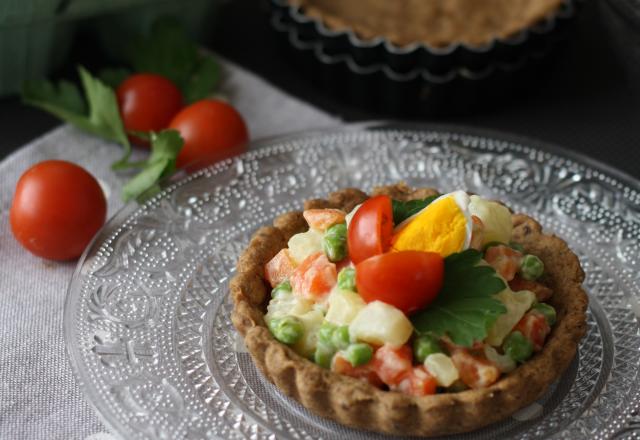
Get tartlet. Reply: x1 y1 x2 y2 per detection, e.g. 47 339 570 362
290 0 565 48
270 0 580 116
231 183 588 436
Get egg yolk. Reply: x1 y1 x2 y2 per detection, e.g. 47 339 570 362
392 196 468 257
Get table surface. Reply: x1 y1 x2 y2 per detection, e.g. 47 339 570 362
1 0 638 179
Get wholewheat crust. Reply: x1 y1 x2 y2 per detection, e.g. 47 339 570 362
230 184 588 436
290 0 564 47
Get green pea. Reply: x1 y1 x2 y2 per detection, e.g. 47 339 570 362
331 325 350 350
314 342 335 369
323 223 347 262
413 334 442 363
271 280 292 298
533 303 557 326
268 316 304 345
503 331 533 362
509 241 525 253
317 322 337 347
337 267 357 292
343 343 373 367
520 254 544 280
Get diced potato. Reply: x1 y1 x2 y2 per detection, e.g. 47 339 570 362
345 204 362 228
325 287 366 326
265 294 314 323
287 229 324 265
292 309 325 358
484 345 516 373
424 353 460 387
349 301 413 346
468 195 513 246
486 289 536 346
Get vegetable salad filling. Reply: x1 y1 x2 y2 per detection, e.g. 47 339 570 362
263 191 555 396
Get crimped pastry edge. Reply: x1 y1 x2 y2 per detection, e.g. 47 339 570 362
230 184 588 436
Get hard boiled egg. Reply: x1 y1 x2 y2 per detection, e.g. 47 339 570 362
391 191 472 257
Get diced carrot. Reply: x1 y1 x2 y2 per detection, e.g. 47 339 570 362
264 249 296 288
393 366 438 397
303 209 346 231
290 252 337 301
484 245 523 281
509 276 553 302
469 215 485 251
440 336 484 353
450 348 501 389
514 311 550 351
332 352 384 388
372 344 413 386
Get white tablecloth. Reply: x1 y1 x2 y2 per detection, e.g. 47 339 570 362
0 59 339 440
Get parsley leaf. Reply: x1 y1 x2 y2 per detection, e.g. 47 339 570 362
21 79 86 115
411 249 507 347
22 66 132 167
122 129 183 202
98 67 131 89
392 195 439 224
126 17 219 103
183 56 220 103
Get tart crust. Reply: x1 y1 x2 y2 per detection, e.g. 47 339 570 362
290 0 565 47
230 183 588 436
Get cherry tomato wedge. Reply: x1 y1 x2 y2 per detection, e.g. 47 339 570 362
355 251 444 314
10 160 107 261
116 73 183 147
347 195 393 264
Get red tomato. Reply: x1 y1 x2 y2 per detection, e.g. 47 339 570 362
355 251 444 314
116 73 183 147
347 195 393 264
10 160 107 261
372 344 413 386
169 100 249 170
289 252 337 300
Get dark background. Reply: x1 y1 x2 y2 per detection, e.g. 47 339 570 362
1 0 638 178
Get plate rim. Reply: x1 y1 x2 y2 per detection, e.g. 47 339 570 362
63 121 640 440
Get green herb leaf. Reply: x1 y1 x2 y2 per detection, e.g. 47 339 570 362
392 195 439 224
411 249 507 347
22 66 132 167
183 55 220 103
98 67 131 89
127 17 199 88
122 129 184 202
21 79 86 114
126 17 219 103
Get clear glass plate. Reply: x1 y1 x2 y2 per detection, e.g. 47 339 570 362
64 123 640 440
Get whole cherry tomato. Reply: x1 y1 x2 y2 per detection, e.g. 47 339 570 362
116 73 183 147
347 195 393 264
169 99 249 169
355 251 444 314
10 160 107 261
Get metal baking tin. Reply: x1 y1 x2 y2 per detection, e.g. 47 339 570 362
269 0 583 116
